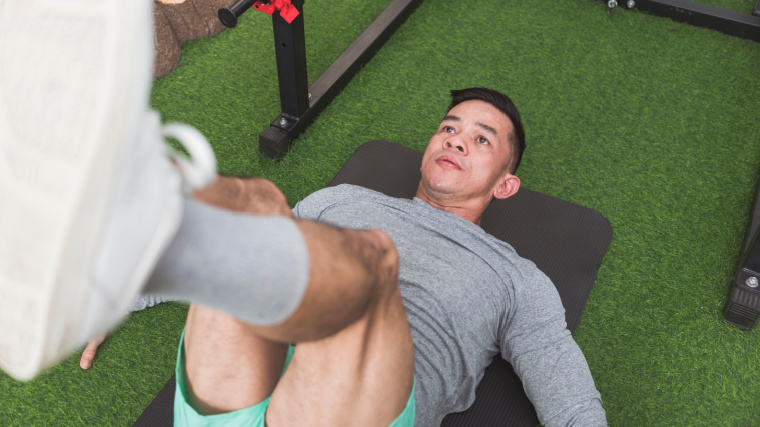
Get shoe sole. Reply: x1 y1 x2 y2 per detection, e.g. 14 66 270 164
0 0 154 380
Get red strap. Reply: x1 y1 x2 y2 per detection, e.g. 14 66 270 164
252 0 300 24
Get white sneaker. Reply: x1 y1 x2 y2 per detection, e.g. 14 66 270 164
0 0 216 380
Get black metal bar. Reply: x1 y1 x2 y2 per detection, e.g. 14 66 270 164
629 0 760 42
259 0 425 158
754 0 760 16
743 177 760 255
218 0 256 28
305 0 424 125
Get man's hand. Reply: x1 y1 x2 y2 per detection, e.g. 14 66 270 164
79 335 106 370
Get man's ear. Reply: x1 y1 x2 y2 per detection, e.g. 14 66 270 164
493 173 520 200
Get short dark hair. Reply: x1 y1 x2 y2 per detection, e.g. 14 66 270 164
448 88 525 174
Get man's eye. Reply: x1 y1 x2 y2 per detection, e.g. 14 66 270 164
443 126 455 134
477 136 489 145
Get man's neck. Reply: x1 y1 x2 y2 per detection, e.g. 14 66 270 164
415 185 489 226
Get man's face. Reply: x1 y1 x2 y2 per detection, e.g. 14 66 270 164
419 100 515 206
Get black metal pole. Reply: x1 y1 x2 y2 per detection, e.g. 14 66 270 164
257 0 309 158
218 0 256 28
272 0 309 122
615 0 760 42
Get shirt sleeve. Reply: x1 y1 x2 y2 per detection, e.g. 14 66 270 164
292 189 329 220
500 266 608 427
292 185 370 221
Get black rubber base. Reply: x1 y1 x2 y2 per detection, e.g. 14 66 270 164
259 125 290 159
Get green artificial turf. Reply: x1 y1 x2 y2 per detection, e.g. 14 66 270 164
3 0 760 425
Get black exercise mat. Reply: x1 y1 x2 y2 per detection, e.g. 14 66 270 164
134 140 612 427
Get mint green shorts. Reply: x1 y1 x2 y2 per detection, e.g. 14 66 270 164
173 332 416 426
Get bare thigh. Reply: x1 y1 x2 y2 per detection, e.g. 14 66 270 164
267 273 415 426
183 306 289 415
182 176 292 415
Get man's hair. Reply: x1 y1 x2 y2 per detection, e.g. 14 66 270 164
448 88 526 174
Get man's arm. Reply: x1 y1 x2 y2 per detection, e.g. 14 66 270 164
501 267 607 427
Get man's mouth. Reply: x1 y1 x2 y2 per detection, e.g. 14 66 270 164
436 155 462 170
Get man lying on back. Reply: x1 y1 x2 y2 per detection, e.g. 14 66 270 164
92 87 607 426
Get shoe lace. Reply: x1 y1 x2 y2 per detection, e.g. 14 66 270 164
162 123 217 189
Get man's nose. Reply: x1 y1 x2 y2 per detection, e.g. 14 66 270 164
444 138 467 154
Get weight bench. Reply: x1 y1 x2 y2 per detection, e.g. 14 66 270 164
134 140 613 427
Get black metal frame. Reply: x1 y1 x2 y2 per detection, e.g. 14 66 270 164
257 0 425 158
612 0 760 329
612 0 760 42
227 0 760 328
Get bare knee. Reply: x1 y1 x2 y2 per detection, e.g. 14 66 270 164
193 176 291 216
358 229 400 298
328 227 400 307
237 178 292 216
248 224 400 343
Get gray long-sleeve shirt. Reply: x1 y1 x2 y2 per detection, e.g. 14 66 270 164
293 184 606 427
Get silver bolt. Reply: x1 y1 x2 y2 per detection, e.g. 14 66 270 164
608 0 617 8
746 277 758 288
627 0 635 8
308 93 312 101
279 117 288 126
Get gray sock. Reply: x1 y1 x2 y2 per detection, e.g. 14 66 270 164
142 198 310 326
